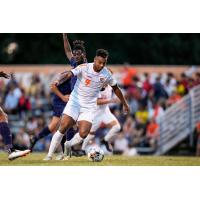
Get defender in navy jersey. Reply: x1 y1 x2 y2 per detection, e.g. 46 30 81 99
30 34 87 159
0 71 30 160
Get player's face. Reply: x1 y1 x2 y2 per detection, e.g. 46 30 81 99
93 56 107 72
73 49 85 65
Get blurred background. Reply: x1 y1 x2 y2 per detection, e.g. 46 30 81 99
0 33 200 156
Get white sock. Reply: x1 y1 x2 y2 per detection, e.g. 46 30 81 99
47 131 64 157
67 133 84 147
81 134 95 151
104 123 121 142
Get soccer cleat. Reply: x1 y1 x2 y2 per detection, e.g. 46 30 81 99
43 156 52 161
63 142 72 159
8 149 31 161
101 139 113 152
72 150 86 157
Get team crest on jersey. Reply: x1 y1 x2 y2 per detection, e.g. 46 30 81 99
100 77 105 82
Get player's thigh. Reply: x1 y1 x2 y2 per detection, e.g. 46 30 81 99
78 112 94 137
102 111 119 128
48 116 61 133
63 101 80 122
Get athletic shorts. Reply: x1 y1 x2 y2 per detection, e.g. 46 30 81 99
63 100 95 123
52 104 65 117
90 108 118 132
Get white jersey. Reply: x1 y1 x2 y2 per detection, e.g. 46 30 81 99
70 63 117 111
96 85 112 113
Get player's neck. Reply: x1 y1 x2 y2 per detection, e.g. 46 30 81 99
93 64 101 73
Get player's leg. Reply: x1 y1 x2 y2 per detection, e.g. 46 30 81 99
64 112 93 159
81 117 100 152
0 107 30 160
60 127 75 153
101 111 121 152
30 116 60 151
44 102 79 160
56 127 75 160
45 114 75 160
30 104 64 151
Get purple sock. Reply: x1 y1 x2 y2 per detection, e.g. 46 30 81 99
0 122 13 153
37 126 51 140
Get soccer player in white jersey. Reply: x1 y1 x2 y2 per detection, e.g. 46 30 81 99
44 49 130 160
80 85 121 154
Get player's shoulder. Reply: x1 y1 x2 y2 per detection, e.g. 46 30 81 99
101 67 113 77
76 63 88 70
79 63 88 67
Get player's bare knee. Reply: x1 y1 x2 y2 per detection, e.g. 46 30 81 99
48 120 59 133
59 124 68 134
79 127 91 138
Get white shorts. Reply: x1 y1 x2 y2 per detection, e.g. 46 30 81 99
90 108 118 132
63 100 95 123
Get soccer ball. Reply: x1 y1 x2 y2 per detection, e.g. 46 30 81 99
87 146 104 162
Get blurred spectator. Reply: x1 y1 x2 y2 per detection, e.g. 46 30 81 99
164 78 176 97
26 116 38 135
166 90 182 107
121 65 137 88
148 100 165 123
135 104 149 126
179 73 189 94
146 118 159 149
142 73 153 93
13 128 30 149
4 86 19 114
152 76 168 102
176 81 186 96
18 88 31 118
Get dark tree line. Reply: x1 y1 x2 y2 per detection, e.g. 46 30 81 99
0 33 200 65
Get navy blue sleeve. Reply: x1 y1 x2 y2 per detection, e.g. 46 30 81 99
70 57 77 68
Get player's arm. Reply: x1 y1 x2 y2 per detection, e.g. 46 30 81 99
97 98 119 105
50 83 70 103
56 71 74 85
56 64 83 85
111 85 130 114
63 33 73 61
107 73 130 114
0 71 10 79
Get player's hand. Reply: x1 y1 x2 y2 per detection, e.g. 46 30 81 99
123 103 130 115
50 82 58 92
0 71 10 79
53 80 59 86
62 95 70 103
63 33 67 38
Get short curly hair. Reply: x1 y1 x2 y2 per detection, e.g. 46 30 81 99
96 49 109 58
73 40 86 54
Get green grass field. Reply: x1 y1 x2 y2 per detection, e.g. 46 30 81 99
1 152 200 166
